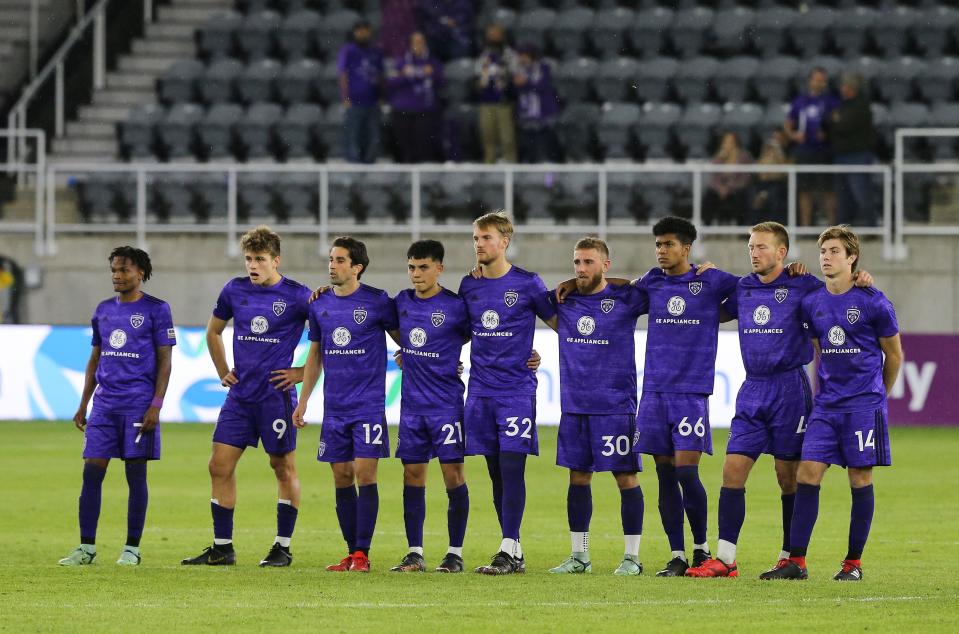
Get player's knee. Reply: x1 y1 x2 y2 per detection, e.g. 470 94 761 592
270 458 296 483
775 467 798 493
85 458 109 470
208 458 233 481
848 468 872 488
613 472 637 489
569 470 592 486
796 462 825 485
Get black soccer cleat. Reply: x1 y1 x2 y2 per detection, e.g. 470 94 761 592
832 560 863 581
436 553 465 573
181 545 236 566
390 551 426 572
655 556 689 577
259 543 292 567
475 551 525 575
692 549 712 568
759 560 808 580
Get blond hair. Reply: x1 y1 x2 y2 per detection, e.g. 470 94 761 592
751 221 790 253
473 211 514 242
240 225 281 258
818 224 860 272
574 236 610 260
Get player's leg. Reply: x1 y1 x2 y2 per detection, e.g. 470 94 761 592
392 462 428 572
836 466 873 581
614 471 644 576
328 460 358 571
687 453 754 578
671 395 714 567
260 451 299 567
464 395 502 529
181 442 243 565
675 450 712 567
550 413 593 574
761 457 829 580
59 456 109 566
774 459 799 564
437 461 468 573
351 457 379 572
119 458 148 566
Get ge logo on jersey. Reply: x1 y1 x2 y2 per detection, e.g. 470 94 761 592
667 296 686 316
481 309 500 330
332 327 351 347
109 329 127 349
409 327 427 348
828 325 846 346
753 305 771 326
577 315 596 336
130 313 144 328
251 316 269 334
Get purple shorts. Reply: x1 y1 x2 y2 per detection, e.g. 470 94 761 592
318 412 391 463
727 369 812 462
635 391 712 456
213 390 297 456
801 405 892 468
84 406 160 461
557 413 642 473
396 410 465 464
463 393 538 456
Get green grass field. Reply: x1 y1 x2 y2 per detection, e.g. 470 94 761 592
2 422 958 632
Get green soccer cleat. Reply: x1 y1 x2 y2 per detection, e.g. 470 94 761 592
58 545 96 566
613 555 643 576
548 555 592 574
116 547 141 566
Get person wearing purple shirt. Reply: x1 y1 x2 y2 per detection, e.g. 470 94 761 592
386 32 444 163
415 0 474 61
182 227 311 568
338 20 384 163
514 44 561 163
767 226 902 582
295 236 401 574
459 211 557 575
544 237 650 577
388 240 472 574
475 24 518 163
786 67 841 226
59 247 174 567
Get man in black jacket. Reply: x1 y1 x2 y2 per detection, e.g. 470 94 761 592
828 73 877 226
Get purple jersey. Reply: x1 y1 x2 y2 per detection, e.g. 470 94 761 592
308 284 399 416
725 271 824 377
213 276 311 403
516 61 560 127
789 92 841 152
458 266 555 397
395 287 469 415
337 42 383 106
91 293 176 412
801 286 899 412
637 266 739 395
386 52 444 113
548 284 649 414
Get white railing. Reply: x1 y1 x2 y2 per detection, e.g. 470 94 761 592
0 129 46 256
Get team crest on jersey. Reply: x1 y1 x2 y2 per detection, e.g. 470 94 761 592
504 291 518 307
688 281 702 295
601 298 615 314
273 300 287 317
130 313 144 329
317 441 326 458
846 308 861 324
775 288 788 303
633 429 640 445
353 308 367 324
431 312 445 327
828 325 846 346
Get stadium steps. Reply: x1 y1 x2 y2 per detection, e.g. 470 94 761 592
0 0 75 95
50 0 232 165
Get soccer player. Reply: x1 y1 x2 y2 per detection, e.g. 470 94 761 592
545 237 650 576
294 236 400 573
182 226 311 567
763 225 901 581
59 247 175 566
459 211 557 575
389 239 471 573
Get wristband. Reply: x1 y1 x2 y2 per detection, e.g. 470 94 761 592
150 397 164 409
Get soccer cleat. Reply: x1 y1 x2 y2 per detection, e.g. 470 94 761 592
259 543 292 567
692 548 712 567
613 555 643 576
758 558 790 580
475 551 525 575
390 552 426 572
58 546 96 566
116 547 141 566
326 554 353 572
759 559 808 580
181 545 236 566
548 555 592 574
435 553 465 573
349 551 370 572
832 559 863 581
685 558 738 578
655 556 689 577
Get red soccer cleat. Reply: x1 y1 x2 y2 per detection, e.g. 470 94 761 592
326 554 353 572
685 558 739 578
349 550 370 572
833 559 863 581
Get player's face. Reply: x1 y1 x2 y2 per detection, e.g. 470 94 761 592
473 225 509 265
408 257 443 293
245 250 280 286
808 70 827 95
819 238 856 278
329 246 360 285
654 234 690 272
110 257 142 293
573 248 609 294
748 231 786 276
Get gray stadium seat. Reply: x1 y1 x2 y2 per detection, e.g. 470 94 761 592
318 103 347 159
676 102 721 159
328 172 363 221
554 57 597 103
237 58 281 104
237 10 281 61
632 56 678 103
469 172 505 217
753 56 799 104
196 10 242 60
830 7 878 57
158 103 204 160
276 172 318 222
79 174 120 222
442 58 474 104
845 56 883 95
805 55 843 85
713 55 758 104
594 56 640 104
239 103 283 159
238 0 273 13
758 101 789 140
550 7 594 58
606 172 641 222
671 7 714 58
200 58 244 104
362 172 405 222
194 173 229 222
790 7 834 57
874 57 925 104
591 7 635 60
486 8 517 35
917 57 959 104
557 103 599 162
516 8 557 52
316 60 342 106
871 6 917 59
751 7 796 58
423 171 476 223
315 10 360 60
889 102 930 156
119 103 165 159
630 7 673 58
513 172 556 223
637 102 681 159
277 57 320 105
277 9 321 61
198 103 243 160
636 173 690 221
673 56 719 104
711 6 754 55
597 102 640 160
239 172 277 220
157 59 204 105
913 6 959 58
153 173 197 222
276 103 321 159
928 104 959 159
720 102 763 149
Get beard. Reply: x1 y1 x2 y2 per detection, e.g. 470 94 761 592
575 272 604 294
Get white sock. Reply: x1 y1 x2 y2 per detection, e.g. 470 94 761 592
717 539 736 565
694 542 710 553
276 536 291 548
447 546 463 557
500 538 522 558
80 543 96 552
213 538 232 546
409 546 424 556
278 498 292 506
671 550 687 562
570 531 589 556
778 549 790 561
624 535 641 558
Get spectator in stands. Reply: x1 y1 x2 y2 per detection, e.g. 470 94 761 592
785 67 840 226
380 0 419 58
0 254 22 324
828 72 877 226
475 24 518 164
386 31 444 163
513 44 561 163
415 0 474 61
750 129 790 225
703 131 753 225
338 19 384 164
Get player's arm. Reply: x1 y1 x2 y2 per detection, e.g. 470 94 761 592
879 334 903 394
554 276 631 302
541 315 558 332
387 329 402 346
206 315 238 387
719 305 736 323
142 345 172 432
73 346 101 431
853 269 874 287
293 341 323 428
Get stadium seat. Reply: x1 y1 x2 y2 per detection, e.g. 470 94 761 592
277 57 320 105
516 8 557 52
676 102 721 159
471 172 505 215
153 173 197 222
328 172 361 220
316 60 342 106
318 103 347 159
888 101 930 157
276 171 318 222
597 102 639 160
916 57 959 104
193 173 229 222
550 7 594 58
753 55 799 103
674 56 719 104
277 9 321 61
913 6 959 58
513 172 557 223
423 171 477 223
751 7 797 58
486 8 517 35
554 57 597 104
361 172 405 222
276 103 322 160
710 6 754 55
196 10 242 60
845 56 882 96
719 102 763 150
606 172 643 223
594 56 640 104
442 58 475 104
239 172 277 220
928 103 959 159
78 174 121 222
830 7 878 57
118 103 165 160
557 102 599 162
550 172 598 223
790 7 834 57
157 103 204 160
871 6 917 59
632 56 678 103
757 101 789 140
314 10 361 60
636 102 681 160
671 7 714 58
874 57 925 104
237 58 281 104
239 103 283 159
713 55 758 104
635 173 690 220
198 103 243 160
805 55 843 86
236 0 273 13
630 7 674 58
590 6 635 59
199 58 243 104
237 10 281 62
157 59 204 105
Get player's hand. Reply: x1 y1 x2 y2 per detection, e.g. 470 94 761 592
527 349 541 371
72 409 87 431
469 259 484 279
310 285 331 302
853 269 874 288
787 261 809 276
220 368 239 388
141 407 160 433
457 360 464 376
555 279 577 303
293 405 307 428
393 350 404 370
696 261 716 274
270 367 303 390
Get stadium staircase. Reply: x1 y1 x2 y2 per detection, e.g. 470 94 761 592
0 0 75 110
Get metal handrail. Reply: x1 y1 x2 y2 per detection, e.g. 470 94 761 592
894 128 959 257
0 129 46 256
